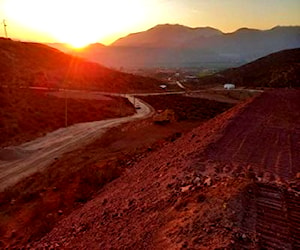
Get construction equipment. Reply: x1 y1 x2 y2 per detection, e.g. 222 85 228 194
153 109 175 125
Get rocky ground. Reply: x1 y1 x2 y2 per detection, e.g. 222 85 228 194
1 91 236 247
29 89 299 249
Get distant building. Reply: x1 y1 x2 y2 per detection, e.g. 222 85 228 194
185 75 199 83
224 83 235 90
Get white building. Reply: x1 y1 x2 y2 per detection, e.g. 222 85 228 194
224 83 235 90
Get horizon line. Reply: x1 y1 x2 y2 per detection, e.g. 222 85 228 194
2 23 300 47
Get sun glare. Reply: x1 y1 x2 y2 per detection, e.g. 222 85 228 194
2 0 148 46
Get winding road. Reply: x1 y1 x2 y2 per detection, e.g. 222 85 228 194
0 87 263 191
0 94 153 191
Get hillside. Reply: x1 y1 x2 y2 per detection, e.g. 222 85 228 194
30 89 300 249
0 38 164 93
69 24 300 68
189 48 300 88
0 87 135 147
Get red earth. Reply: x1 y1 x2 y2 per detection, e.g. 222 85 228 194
0 92 235 247
27 89 299 249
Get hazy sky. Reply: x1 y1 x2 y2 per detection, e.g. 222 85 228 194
0 0 299 47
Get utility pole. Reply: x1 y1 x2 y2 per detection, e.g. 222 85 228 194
3 19 8 38
65 91 68 127
65 85 68 127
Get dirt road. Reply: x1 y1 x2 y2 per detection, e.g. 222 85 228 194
0 95 153 191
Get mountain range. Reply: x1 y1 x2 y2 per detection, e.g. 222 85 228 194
49 24 300 69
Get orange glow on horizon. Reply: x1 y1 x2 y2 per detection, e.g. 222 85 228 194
1 0 149 47
0 0 299 46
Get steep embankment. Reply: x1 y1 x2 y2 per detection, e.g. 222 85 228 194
0 94 234 247
0 37 164 92
204 89 300 180
32 89 300 249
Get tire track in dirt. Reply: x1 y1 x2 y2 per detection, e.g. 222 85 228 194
204 89 300 248
255 183 300 249
205 89 300 181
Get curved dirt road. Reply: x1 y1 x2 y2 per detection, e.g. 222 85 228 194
0 95 153 191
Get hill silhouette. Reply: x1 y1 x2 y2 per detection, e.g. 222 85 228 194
0 38 163 93
191 48 300 88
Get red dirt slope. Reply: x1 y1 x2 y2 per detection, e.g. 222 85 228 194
204 89 300 181
32 89 299 249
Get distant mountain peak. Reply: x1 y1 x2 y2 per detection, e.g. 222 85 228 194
234 27 261 33
152 23 186 29
112 23 222 47
147 23 193 33
149 23 221 33
86 43 106 48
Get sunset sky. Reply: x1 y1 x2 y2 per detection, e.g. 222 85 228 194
0 0 299 48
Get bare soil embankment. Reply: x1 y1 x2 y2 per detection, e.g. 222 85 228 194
30 89 299 249
0 94 234 247
204 89 300 181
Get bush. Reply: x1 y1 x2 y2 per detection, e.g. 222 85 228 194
75 164 122 203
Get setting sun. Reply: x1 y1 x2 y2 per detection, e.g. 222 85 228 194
1 0 299 46
1 0 149 47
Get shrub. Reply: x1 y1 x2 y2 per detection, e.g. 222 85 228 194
75 164 122 203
